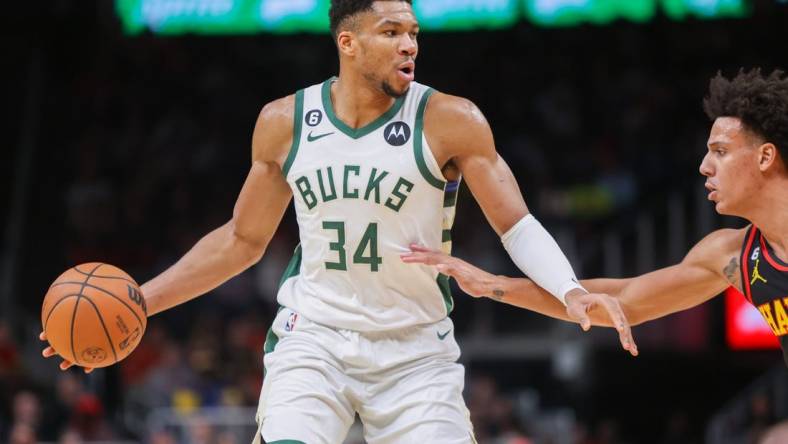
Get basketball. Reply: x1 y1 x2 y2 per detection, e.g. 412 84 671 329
41 263 147 368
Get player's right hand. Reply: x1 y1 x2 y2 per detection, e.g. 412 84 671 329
39 332 94 374
564 291 639 357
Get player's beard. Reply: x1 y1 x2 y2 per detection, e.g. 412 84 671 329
382 80 408 98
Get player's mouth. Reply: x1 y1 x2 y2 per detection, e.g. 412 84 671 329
397 61 415 82
705 182 718 200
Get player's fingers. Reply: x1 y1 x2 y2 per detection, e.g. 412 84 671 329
59 360 74 371
566 303 591 331
601 299 638 356
84 367 94 374
400 252 425 263
409 243 434 253
42 346 57 358
39 331 47 341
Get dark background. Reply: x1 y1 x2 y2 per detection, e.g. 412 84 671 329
1 1 787 443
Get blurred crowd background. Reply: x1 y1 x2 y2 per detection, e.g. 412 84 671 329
2 1 788 443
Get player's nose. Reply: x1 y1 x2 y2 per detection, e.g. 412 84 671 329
399 34 417 56
699 153 714 177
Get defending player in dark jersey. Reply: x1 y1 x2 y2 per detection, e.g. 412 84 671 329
402 68 788 366
740 225 788 363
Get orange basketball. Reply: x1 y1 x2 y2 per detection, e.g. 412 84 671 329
41 263 147 368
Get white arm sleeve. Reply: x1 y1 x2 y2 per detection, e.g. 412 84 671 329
501 214 585 305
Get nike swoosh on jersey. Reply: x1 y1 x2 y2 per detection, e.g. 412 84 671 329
437 329 451 340
307 131 335 142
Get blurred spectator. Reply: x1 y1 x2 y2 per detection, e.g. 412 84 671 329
760 420 788 444
8 422 36 444
70 393 115 440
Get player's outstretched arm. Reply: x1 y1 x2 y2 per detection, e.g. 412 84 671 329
403 228 743 329
141 97 295 316
422 93 637 355
41 96 297 371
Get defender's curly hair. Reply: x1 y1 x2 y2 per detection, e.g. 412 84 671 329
329 0 412 38
703 68 788 166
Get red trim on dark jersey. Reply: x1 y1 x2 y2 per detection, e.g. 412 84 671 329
759 234 788 272
741 226 758 304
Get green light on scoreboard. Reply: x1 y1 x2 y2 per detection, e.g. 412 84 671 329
114 0 751 35
661 0 749 20
523 0 656 27
414 0 520 31
522 0 748 27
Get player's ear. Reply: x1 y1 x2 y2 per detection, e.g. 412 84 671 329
757 142 778 172
337 30 357 57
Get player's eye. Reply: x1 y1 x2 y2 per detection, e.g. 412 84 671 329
383 30 396 37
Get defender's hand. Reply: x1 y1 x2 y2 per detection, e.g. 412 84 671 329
39 332 94 373
564 291 639 356
401 244 499 298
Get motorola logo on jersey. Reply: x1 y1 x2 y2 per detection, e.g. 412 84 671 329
305 110 323 127
384 121 411 146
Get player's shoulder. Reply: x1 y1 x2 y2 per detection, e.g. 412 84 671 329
686 227 748 264
252 94 297 164
423 91 486 127
422 91 493 157
701 227 748 250
257 94 297 128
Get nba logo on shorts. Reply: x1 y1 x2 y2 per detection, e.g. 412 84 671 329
285 312 298 332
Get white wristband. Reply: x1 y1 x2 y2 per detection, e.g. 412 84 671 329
501 214 586 305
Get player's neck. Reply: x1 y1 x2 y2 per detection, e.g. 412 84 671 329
331 72 397 129
749 177 788 261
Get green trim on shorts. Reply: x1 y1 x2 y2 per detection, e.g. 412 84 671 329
282 89 305 177
438 273 453 314
414 88 446 191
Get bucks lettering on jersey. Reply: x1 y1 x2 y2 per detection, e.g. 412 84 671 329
277 78 460 331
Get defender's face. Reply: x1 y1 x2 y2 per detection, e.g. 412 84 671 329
353 1 419 97
699 117 763 216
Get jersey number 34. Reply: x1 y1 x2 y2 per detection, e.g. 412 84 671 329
322 221 382 272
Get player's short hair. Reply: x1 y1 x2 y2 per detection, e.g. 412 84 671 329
329 0 412 38
704 68 788 166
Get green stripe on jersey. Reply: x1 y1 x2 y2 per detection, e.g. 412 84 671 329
414 88 446 191
322 78 405 139
444 188 458 207
282 89 305 177
437 273 453 314
277 244 303 288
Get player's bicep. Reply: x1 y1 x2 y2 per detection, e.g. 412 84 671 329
618 235 733 323
232 160 292 247
232 95 296 246
428 95 528 235
620 263 726 323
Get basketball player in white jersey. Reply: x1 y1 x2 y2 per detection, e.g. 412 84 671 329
41 1 638 442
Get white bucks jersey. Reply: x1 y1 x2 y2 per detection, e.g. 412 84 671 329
276 78 460 331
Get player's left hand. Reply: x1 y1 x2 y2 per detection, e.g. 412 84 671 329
564 290 639 356
400 244 497 298
39 331 94 373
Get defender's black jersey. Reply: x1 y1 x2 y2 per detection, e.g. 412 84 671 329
740 225 788 367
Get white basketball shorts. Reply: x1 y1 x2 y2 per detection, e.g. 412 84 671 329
252 308 476 444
